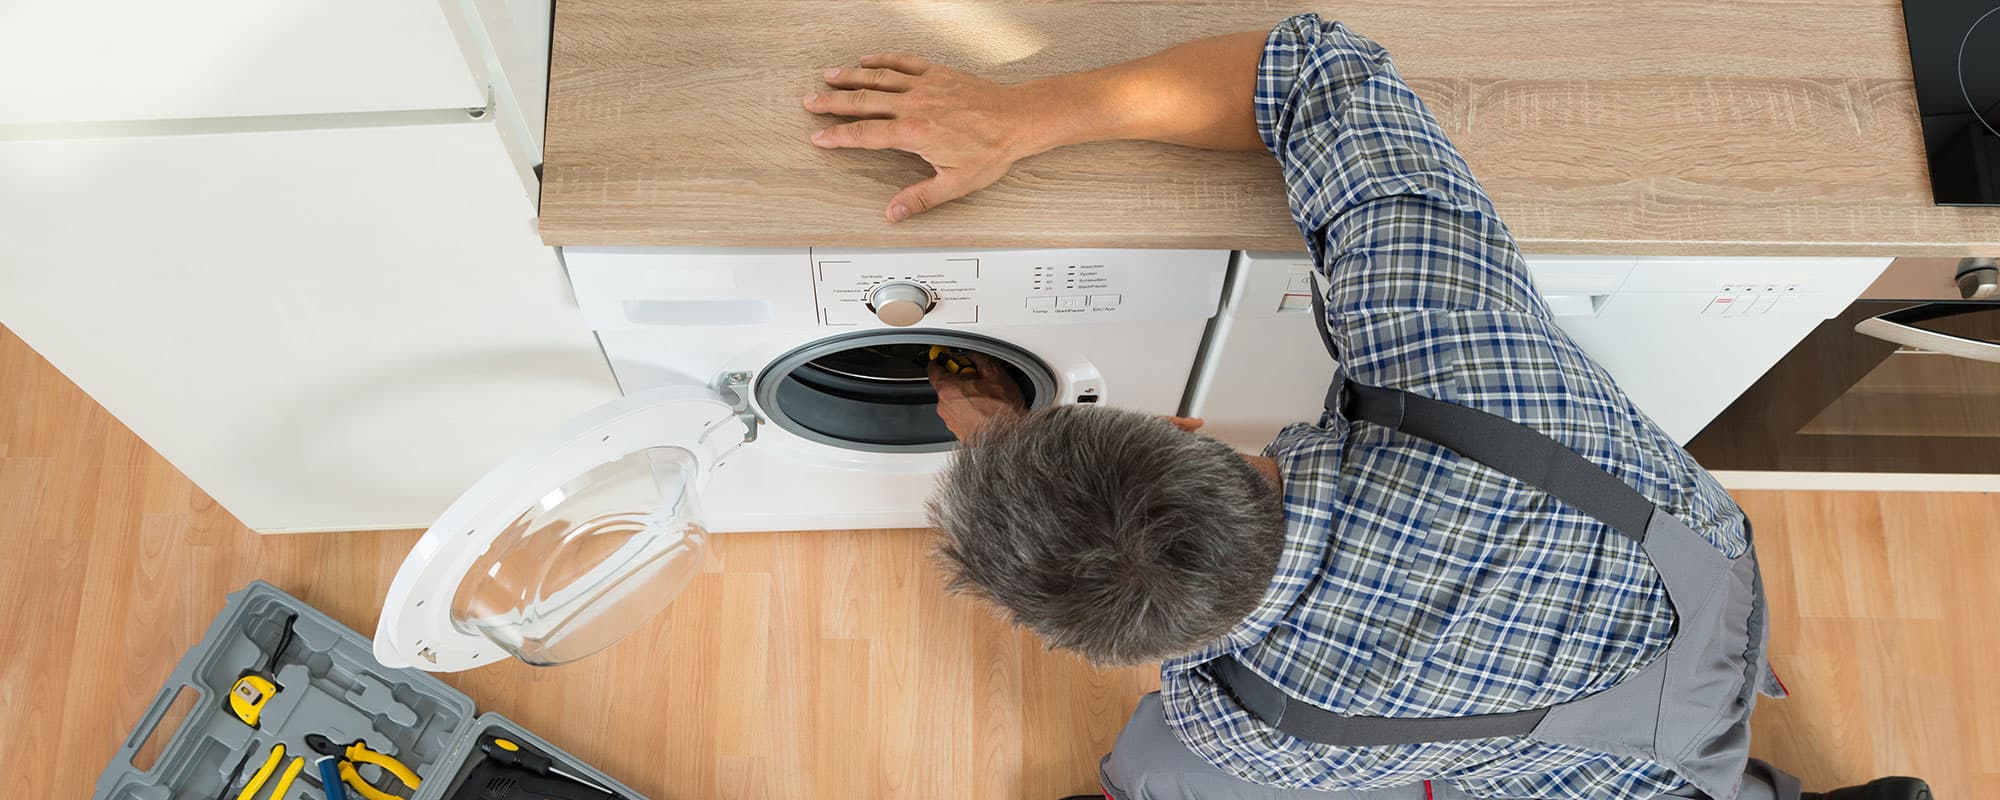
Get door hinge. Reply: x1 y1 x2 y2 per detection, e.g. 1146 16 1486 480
720 372 759 444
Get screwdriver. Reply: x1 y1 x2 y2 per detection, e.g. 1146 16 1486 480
316 755 348 800
476 735 621 797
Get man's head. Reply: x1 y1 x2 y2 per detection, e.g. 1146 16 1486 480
927 405 1287 665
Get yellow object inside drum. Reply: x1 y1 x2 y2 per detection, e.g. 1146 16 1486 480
928 345 977 376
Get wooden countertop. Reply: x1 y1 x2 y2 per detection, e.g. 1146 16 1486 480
538 1 2000 256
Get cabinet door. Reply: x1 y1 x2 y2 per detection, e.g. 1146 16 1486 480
0 0 483 125
0 122 618 532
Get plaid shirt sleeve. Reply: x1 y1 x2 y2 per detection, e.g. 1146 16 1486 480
1257 15 1548 324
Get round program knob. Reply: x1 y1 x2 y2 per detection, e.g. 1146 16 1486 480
869 280 935 327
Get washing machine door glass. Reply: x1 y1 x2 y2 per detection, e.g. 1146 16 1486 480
373 385 754 672
449 445 706 666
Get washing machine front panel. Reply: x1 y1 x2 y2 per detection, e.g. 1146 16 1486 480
376 247 1232 670
562 247 1230 532
689 316 1217 532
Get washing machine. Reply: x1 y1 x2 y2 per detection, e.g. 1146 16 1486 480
371 247 1228 672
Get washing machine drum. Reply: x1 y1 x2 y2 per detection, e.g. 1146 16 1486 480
755 331 1058 454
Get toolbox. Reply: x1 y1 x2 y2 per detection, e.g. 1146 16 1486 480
95 581 646 800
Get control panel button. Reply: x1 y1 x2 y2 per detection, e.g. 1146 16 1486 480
1088 293 1122 307
1026 296 1056 311
1057 295 1085 309
868 280 935 327
1278 294 1313 312
1285 270 1315 293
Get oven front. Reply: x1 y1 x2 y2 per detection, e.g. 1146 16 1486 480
1688 258 2000 476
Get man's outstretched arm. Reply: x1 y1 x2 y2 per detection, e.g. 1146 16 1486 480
807 15 1547 325
805 32 1268 221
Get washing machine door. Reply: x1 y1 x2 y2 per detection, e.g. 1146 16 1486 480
373 382 755 672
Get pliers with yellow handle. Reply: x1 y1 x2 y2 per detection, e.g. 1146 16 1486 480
226 743 304 800
304 733 421 800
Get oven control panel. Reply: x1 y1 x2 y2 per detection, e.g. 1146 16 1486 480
811 248 1227 328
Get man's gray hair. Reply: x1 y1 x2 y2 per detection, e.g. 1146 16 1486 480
927 405 1287 665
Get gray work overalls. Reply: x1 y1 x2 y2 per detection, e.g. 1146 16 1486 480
1099 286 1798 800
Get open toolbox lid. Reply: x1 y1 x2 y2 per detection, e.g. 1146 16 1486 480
376 382 755 672
95 582 646 800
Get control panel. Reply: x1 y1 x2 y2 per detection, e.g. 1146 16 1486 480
815 255 979 326
1025 262 1126 313
1701 284 1803 317
1251 254 1880 320
810 248 1228 328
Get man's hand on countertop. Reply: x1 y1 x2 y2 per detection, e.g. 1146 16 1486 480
805 32 1266 222
806 53 1045 223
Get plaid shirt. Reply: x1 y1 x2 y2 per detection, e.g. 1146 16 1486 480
1158 16 1750 800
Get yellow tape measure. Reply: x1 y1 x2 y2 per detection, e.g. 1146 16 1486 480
228 675 278 727
230 614 297 728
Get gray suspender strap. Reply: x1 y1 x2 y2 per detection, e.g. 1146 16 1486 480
1212 657 1551 747
1213 272 1663 747
1305 270 1653 543
1342 381 1654 544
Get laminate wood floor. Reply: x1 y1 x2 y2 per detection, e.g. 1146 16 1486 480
2 323 1993 798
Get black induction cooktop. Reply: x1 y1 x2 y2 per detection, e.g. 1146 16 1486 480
1902 0 2000 205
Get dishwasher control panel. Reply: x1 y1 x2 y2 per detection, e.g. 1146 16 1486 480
811 248 1227 328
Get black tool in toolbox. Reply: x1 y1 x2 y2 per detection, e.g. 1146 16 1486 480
94 582 646 800
443 734 629 800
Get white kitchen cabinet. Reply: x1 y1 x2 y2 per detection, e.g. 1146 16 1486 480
0 0 594 533
0 0 485 125
475 0 555 154
0 121 618 532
